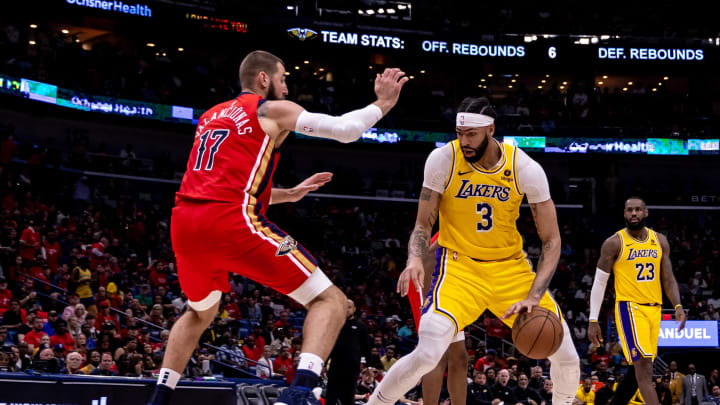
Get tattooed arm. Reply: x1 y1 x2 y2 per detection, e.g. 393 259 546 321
397 187 441 297
502 199 561 318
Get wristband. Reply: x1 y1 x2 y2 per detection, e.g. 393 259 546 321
674 304 683 310
589 320 599 323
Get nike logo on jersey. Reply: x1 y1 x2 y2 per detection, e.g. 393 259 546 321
625 243 633 247
458 170 473 176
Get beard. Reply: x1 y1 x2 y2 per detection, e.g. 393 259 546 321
266 82 282 100
462 135 489 163
625 216 646 230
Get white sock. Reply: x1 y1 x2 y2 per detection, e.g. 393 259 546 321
368 313 455 405
298 352 324 376
157 367 181 390
548 321 581 405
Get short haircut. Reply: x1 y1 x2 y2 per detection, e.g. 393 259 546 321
626 196 647 207
457 97 498 119
239 50 284 88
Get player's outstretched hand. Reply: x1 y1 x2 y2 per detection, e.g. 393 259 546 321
397 261 424 297
675 305 687 332
286 172 333 203
588 321 603 347
373 68 409 115
501 297 540 320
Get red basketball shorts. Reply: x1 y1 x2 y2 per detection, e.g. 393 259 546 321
171 199 331 310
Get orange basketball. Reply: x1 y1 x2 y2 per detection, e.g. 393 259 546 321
511 306 564 359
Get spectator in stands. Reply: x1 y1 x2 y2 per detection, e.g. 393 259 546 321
91 352 117 376
273 345 292 376
61 350 84 374
669 361 685 405
355 367 379 403
514 373 543 405
475 349 497 372
529 366 545 390
23 316 47 349
216 332 247 376
657 375 673 405
285 351 299 385
256 345 279 379
49 319 75 353
0 277 11 316
576 378 595 405
683 364 709 405
540 379 553 405
380 345 396 371
708 370 720 395
592 362 610 382
43 310 58 336
467 371 496 405
397 318 414 339
19 221 41 262
71 258 93 308
62 294 80 321
493 369 517 405
704 385 720 405
0 327 9 347
242 335 261 361
79 350 101 374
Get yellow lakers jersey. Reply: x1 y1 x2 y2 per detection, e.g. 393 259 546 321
439 140 525 260
613 227 663 305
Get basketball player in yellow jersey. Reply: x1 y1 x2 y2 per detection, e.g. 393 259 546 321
588 197 686 405
367 97 580 405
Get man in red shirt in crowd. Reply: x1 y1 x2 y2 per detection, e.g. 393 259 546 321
19 221 41 261
273 310 291 329
89 237 108 269
95 301 118 331
474 349 497 372
50 319 75 354
223 294 242 320
0 277 12 315
242 335 263 361
273 345 293 376
23 316 48 349
42 232 61 272
149 261 169 288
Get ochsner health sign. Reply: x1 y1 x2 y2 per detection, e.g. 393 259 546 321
66 0 152 17
658 320 719 348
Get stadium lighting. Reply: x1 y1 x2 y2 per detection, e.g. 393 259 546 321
627 81 633 85
75 39 80 43
294 66 300 70
397 4 407 9
303 60 309 64
387 8 396 14
598 81 604 85
146 43 155 47
579 38 590 45
537 85 543 89
420 70 425 74
559 85 565 89
602 75 608 79
487 74 493 77
378 8 385 13
562 81 568 85
622 87 628 91
61 29 70 34
30 24 37 29
358 9 364 14
511 79 516 83
508 85 513 88
663 76 669 80
366 9 375 14
368 66 373 69
652 88 657 92
541 79 546 83
284 72 290 76
658 82 662 86
286 5 294 10
409 75 415 79
28 40 36 45
545 74 550 78
600 35 611 40
480 78 486 82
318 68 325 72
178 47 184 52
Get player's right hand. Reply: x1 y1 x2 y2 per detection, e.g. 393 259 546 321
373 68 409 115
397 260 424 297
588 321 603 347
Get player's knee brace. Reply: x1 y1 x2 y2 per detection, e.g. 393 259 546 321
414 312 456 370
548 321 581 404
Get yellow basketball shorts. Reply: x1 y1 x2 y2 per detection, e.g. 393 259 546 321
615 300 661 364
421 247 563 334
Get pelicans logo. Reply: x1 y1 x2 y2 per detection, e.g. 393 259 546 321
287 27 318 41
276 235 298 256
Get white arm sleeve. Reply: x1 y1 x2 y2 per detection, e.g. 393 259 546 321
294 104 383 143
589 268 610 321
515 148 551 203
422 144 453 193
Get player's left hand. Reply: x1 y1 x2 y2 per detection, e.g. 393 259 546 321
675 305 687 331
287 172 333 202
501 297 541 319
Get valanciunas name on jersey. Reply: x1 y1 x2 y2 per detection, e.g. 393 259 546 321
453 179 510 202
196 101 254 137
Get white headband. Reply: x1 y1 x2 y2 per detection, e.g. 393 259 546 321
456 112 494 128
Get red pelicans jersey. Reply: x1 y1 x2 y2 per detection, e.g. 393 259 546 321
176 93 278 214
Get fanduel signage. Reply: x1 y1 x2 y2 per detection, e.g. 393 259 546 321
657 320 719 347
65 0 152 17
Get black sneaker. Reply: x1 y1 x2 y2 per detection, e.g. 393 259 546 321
275 386 321 405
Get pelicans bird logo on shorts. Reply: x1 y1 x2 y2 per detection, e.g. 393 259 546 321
276 235 298 256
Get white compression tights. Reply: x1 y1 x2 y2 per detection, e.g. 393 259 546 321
368 312 455 405
548 319 581 405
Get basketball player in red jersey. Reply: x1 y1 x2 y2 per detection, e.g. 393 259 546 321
408 234 468 405
148 50 407 405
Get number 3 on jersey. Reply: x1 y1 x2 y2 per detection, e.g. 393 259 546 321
194 129 230 171
635 262 655 281
476 202 493 232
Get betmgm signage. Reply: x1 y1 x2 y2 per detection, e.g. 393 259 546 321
65 0 152 17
